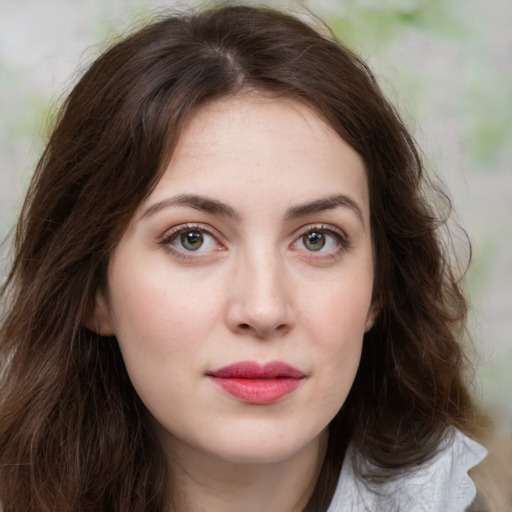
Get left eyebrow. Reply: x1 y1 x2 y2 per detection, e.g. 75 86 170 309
283 194 366 228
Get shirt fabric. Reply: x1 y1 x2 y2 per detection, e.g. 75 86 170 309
326 429 487 512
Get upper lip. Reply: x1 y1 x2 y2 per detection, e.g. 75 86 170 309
207 361 305 379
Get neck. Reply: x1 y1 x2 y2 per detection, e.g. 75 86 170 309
168 430 328 512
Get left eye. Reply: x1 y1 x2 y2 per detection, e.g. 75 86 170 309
293 229 342 253
169 228 219 253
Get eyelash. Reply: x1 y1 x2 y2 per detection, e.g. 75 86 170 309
158 223 351 262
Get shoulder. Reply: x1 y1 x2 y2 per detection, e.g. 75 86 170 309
327 429 487 512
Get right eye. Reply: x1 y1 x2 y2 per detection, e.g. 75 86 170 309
160 225 224 259
175 229 207 251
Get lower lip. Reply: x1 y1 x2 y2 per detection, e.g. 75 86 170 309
209 377 303 404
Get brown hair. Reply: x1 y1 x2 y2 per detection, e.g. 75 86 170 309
0 5 475 511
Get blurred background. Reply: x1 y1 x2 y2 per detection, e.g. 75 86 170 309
1 0 510 430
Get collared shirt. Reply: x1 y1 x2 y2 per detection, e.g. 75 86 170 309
327 429 487 512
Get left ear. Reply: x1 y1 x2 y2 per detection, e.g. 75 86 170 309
364 300 380 332
84 289 115 337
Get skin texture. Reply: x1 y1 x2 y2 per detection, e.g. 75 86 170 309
92 96 376 511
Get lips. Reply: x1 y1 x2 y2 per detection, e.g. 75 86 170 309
207 361 305 404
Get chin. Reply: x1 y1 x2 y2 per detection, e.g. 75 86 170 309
202 425 323 466
217 447 296 465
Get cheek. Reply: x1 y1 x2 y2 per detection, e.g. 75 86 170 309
106 271 210 407
301 270 373 344
300 273 371 401
108 260 219 348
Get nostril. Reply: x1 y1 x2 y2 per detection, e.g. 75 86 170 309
236 321 289 337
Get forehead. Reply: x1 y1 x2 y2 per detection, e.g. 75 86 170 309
143 94 369 220
175 94 352 163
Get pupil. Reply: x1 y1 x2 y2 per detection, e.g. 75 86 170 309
304 232 325 251
181 231 203 250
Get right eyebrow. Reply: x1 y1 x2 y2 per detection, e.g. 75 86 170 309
140 194 241 220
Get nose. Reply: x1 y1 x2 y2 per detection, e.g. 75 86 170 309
225 249 294 339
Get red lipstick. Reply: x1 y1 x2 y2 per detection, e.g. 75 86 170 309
207 361 305 404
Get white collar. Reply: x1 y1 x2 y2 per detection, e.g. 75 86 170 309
327 429 487 512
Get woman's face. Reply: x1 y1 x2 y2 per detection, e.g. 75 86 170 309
93 95 375 465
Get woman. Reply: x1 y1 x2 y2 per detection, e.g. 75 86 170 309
0 4 487 511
